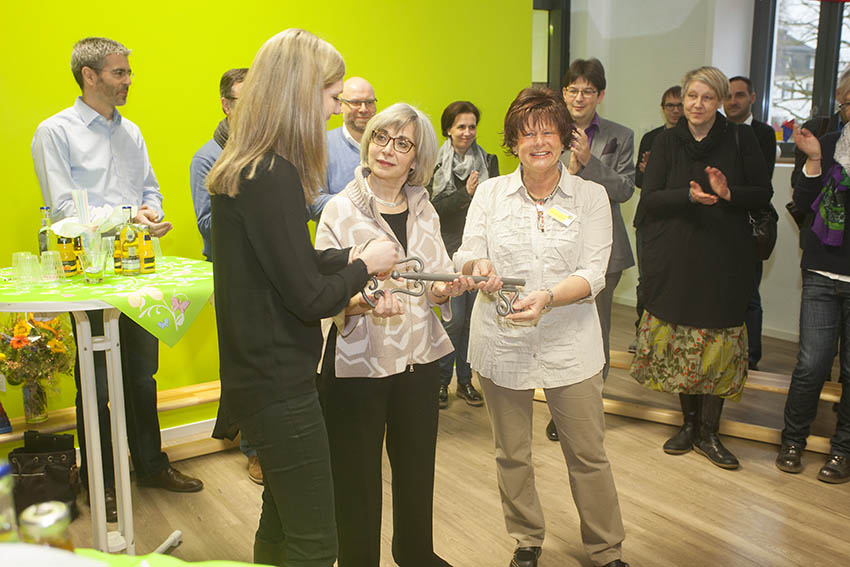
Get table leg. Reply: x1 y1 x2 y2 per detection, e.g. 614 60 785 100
70 310 108 551
101 308 134 554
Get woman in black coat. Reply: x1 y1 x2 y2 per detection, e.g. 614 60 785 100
631 66 772 470
206 29 396 566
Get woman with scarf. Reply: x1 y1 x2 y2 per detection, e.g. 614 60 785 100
428 101 499 409
631 66 772 469
776 120 850 484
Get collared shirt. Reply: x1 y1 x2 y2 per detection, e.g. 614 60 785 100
189 138 222 261
308 125 362 220
584 113 601 149
342 123 360 148
454 165 612 390
32 97 163 221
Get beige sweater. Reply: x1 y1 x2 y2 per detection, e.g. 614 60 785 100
315 166 454 378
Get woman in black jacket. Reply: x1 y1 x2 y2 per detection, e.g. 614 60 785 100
631 66 772 470
206 29 396 566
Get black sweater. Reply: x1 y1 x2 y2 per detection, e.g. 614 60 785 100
428 153 499 256
794 131 850 276
211 154 369 427
636 113 773 328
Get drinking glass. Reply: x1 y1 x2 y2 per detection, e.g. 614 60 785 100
12 252 39 285
40 251 63 283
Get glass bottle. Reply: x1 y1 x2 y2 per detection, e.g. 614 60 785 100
37 206 51 254
120 207 140 276
18 501 73 551
139 225 155 274
0 460 19 542
56 237 79 276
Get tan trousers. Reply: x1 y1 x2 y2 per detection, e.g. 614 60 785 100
477 371 625 566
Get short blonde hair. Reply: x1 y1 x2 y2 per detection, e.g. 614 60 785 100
207 29 344 200
682 66 730 101
360 103 438 187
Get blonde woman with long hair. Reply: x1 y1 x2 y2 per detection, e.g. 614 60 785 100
207 29 397 566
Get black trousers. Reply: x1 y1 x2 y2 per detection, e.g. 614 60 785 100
73 311 169 488
320 346 448 567
239 391 338 567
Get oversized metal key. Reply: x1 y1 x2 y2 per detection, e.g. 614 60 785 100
361 256 526 316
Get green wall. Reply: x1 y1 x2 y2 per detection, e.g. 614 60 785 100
0 1 530 439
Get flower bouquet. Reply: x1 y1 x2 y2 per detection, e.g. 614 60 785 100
0 313 75 425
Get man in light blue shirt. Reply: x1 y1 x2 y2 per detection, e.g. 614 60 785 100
188 67 263 485
189 67 247 262
309 76 377 220
31 37 203 523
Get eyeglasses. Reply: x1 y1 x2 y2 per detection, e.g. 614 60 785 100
104 68 133 80
564 87 598 99
371 129 415 153
663 103 683 110
839 102 850 111
340 97 377 109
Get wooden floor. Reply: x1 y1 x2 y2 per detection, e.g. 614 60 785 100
68 304 850 566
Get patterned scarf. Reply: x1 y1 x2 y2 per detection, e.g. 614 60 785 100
213 118 229 149
431 139 490 199
811 123 850 247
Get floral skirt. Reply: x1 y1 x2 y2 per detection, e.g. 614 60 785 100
629 311 748 401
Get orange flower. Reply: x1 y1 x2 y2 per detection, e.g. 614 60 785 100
11 336 29 349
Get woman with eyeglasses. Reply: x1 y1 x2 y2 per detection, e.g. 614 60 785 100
207 29 397 566
315 103 476 566
631 66 772 470
427 101 499 410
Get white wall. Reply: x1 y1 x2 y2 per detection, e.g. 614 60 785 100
570 0 802 340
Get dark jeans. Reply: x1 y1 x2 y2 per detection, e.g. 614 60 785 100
438 290 475 387
321 360 448 567
239 391 337 567
745 262 764 366
634 229 644 330
73 311 168 488
782 271 850 456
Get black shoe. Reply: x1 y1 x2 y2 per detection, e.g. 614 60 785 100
456 383 484 406
87 486 117 523
775 443 804 474
545 419 559 442
438 385 449 409
602 561 630 567
693 395 739 469
663 394 700 454
138 466 204 492
817 454 850 484
510 546 541 567
748 360 759 371
104 486 117 523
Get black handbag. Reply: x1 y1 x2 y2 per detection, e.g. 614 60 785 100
749 204 779 260
8 430 81 519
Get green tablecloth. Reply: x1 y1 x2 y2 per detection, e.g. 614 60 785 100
76 548 260 566
0 257 213 347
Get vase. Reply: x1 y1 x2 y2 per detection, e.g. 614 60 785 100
22 381 48 424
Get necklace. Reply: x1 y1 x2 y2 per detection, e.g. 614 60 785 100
365 178 405 207
524 185 558 233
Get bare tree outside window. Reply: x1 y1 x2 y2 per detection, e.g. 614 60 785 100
769 0 850 130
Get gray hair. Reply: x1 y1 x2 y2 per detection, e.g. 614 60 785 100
360 103 438 187
71 37 131 89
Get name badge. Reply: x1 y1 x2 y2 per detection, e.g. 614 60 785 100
546 205 576 227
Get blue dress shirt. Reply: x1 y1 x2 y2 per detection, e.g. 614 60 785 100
32 97 163 222
189 138 222 261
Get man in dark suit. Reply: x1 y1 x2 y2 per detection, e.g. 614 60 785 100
724 75 777 371
547 58 636 443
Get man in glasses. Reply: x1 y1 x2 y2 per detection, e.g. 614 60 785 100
546 58 636 443
723 75 777 373
188 68 262 485
32 36 203 523
309 76 378 219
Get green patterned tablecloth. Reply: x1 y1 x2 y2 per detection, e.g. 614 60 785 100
0 257 213 347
